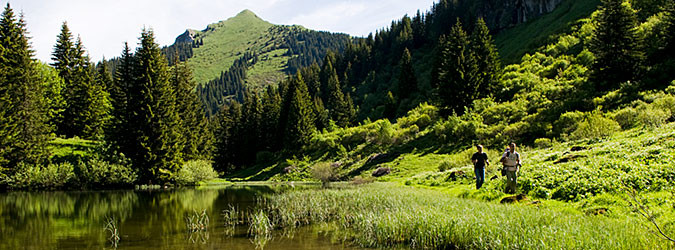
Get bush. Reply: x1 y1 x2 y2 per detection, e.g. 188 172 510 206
637 105 670 128
438 160 452 172
3 162 75 190
534 138 553 148
351 176 375 185
570 112 621 140
613 107 639 129
311 162 337 187
175 160 218 186
75 157 137 188
554 111 585 136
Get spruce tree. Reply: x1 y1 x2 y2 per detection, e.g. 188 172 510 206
170 60 211 160
50 22 74 136
213 103 242 173
590 0 644 90
397 48 417 102
241 93 263 162
52 25 109 139
0 4 49 169
108 43 135 159
261 85 281 151
132 29 183 183
470 18 500 97
435 19 478 113
283 73 315 150
73 37 109 139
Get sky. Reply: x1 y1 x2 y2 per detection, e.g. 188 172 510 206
3 0 435 63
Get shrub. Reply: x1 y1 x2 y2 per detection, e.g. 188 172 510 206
534 138 553 148
652 94 675 120
75 157 137 188
613 107 639 129
570 112 621 140
554 111 585 136
637 105 670 128
351 176 375 185
175 160 218 186
438 160 452 172
3 162 75 190
311 162 337 187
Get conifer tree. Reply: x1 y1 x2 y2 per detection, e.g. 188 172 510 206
213 103 242 173
261 85 281 151
283 73 315 150
74 38 109 139
52 25 109 139
397 48 417 101
108 43 135 158
96 59 113 91
0 4 49 169
50 22 74 135
170 60 211 160
241 93 263 161
131 29 183 183
470 18 500 97
590 0 644 90
434 19 478 113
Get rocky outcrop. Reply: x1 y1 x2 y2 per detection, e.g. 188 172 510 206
175 29 197 44
478 0 565 30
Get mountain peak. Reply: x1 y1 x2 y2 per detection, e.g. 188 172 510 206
234 9 261 20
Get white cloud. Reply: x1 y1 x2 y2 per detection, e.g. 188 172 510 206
2 0 433 62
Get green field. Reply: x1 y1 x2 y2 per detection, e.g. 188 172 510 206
244 183 672 249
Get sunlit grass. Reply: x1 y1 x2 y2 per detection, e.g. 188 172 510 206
248 183 671 249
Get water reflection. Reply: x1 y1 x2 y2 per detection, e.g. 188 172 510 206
0 184 358 249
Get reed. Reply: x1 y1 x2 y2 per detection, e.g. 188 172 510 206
185 209 210 233
249 183 671 249
103 216 120 248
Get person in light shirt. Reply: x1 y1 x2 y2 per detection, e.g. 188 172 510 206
500 142 521 194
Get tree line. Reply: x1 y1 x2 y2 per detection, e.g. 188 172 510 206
0 3 210 184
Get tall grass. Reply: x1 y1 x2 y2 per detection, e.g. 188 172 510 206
249 183 670 249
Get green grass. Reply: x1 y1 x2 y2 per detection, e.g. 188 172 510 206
188 10 275 83
245 183 671 249
48 137 97 160
495 0 600 63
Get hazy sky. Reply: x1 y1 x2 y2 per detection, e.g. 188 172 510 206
3 0 435 63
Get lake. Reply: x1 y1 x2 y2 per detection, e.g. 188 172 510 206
0 184 360 249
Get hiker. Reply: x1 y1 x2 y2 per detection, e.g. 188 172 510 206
500 142 521 194
471 144 489 189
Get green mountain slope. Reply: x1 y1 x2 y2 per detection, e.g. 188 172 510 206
188 10 275 84
163 10 353 115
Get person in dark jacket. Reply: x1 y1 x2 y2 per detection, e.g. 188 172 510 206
471 144 490 189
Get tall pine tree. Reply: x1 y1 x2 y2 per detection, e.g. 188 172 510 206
170 60 211 160
590 0 644 90
434 19 478 113
470 18 500 97
0 4 49 170
52 25 109 138
396 48 417 102
108 43 136 159
131 29 183 183
283 73 315 150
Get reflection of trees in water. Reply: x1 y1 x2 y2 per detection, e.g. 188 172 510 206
0 191 139 249
0 184 318 249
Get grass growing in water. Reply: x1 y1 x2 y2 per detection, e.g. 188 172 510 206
250 183 671 249
103 216 120 248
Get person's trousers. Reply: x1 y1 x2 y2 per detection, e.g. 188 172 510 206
474 167 485 189
505 170 518 194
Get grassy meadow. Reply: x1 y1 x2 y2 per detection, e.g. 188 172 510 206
242 183 673 249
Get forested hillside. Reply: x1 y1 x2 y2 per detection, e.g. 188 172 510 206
162 10 353 115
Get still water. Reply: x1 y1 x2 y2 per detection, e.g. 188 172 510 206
0 184 359 249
